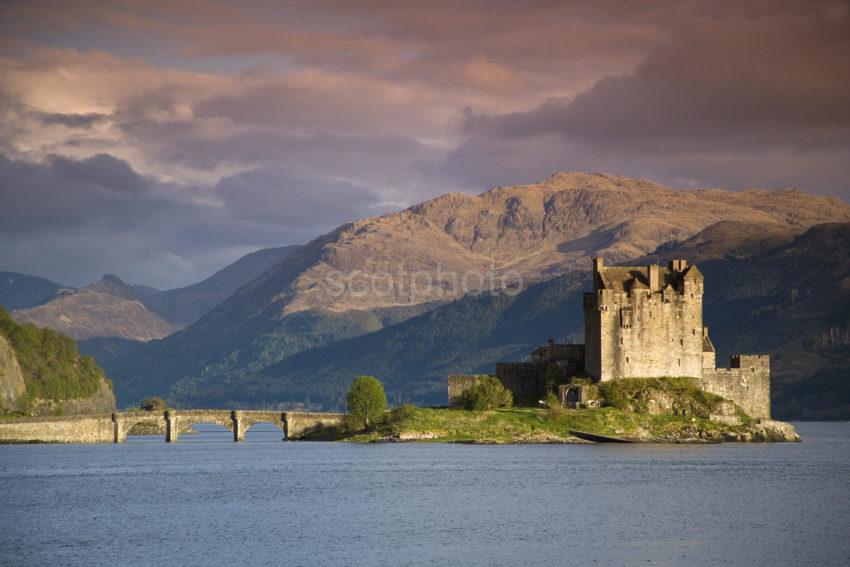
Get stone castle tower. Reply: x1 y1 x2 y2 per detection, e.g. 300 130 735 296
583 258 770 418
583 258 706 381
449 257 771 419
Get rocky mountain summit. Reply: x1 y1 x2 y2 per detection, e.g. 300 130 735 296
237 172 850 319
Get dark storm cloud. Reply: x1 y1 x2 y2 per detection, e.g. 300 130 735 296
447 5 850 194
214 168 388 227
36 112 109 128
0 153 178 231
0 153 387 287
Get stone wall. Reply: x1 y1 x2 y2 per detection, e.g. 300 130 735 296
284 412 345 439
0 415 114 443
31 377 116 417
496 363 563 405
0 409 345 443
698 355 770 419
447 375 486 406
587 288 704 381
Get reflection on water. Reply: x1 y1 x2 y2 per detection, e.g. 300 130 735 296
1 422 849 566
127 422 285 444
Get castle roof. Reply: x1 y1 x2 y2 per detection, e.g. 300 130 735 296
597 264 702 293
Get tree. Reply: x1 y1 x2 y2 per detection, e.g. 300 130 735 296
346 375 387 429
458 376 513 410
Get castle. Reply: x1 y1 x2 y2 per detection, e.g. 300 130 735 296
448 258 771 419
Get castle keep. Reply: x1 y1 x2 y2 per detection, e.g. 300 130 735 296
449 258 771 419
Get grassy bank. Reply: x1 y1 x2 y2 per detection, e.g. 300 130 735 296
301 405 798 443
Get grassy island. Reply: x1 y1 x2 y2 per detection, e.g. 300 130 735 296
302 377 800 444
300 406 799 443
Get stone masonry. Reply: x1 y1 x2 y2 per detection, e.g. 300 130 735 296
447 257 772 419
0 410 345 444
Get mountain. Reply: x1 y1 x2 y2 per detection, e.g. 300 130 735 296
0 271 72 310
99 172 850 407
167 221 850 419
0 306 115 416
206 172 850 318
9 245 299 344
137 245 299 325
13 275 181 342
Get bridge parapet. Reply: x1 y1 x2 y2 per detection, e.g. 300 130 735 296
1 409 346 443
283 412 345 439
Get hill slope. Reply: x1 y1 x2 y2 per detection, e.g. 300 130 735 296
138 245 299 325
13 275 181 341
0 306 115 415
100 173 850 409
163 222 850 419
11 245 299 343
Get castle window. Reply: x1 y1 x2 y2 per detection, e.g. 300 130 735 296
626 357 630 363
680 339 683 346
678 359 681 366
692 329 696 335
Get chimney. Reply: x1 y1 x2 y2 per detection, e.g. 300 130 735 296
668 259 688 272
648 264 660 292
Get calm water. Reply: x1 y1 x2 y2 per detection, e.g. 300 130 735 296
1 422 849 566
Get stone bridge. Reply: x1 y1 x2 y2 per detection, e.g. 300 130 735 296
0 410 345 444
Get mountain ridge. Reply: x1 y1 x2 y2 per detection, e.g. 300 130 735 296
97 173 850 408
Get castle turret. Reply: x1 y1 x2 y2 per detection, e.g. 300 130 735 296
648 264 660 293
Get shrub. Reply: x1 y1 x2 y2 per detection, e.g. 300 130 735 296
346 375 387 429
544 391 567 420
139 396 168 412
458 376 513 410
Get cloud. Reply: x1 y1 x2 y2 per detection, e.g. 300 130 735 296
0 153 388 287
445 4 850 195
1 0 849 288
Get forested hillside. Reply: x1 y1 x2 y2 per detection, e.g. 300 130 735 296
0 306 114 415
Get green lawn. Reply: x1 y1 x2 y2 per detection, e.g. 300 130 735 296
301 405 751 443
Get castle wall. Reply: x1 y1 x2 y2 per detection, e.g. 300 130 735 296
583 293 602 379
587 286 704 381
447 375 485 406
496 363 548 404
698 355 771 419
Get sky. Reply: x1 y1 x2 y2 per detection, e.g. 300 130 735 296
1 0 848 289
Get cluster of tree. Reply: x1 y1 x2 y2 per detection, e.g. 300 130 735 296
0 306 107 406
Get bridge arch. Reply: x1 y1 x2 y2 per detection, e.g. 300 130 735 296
111 410 344 442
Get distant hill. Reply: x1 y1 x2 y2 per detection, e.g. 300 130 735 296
0 271 71 310
97 173 850 412
138 245 300 325
13 275 181 341
10 245 299 343
0 306 114 416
